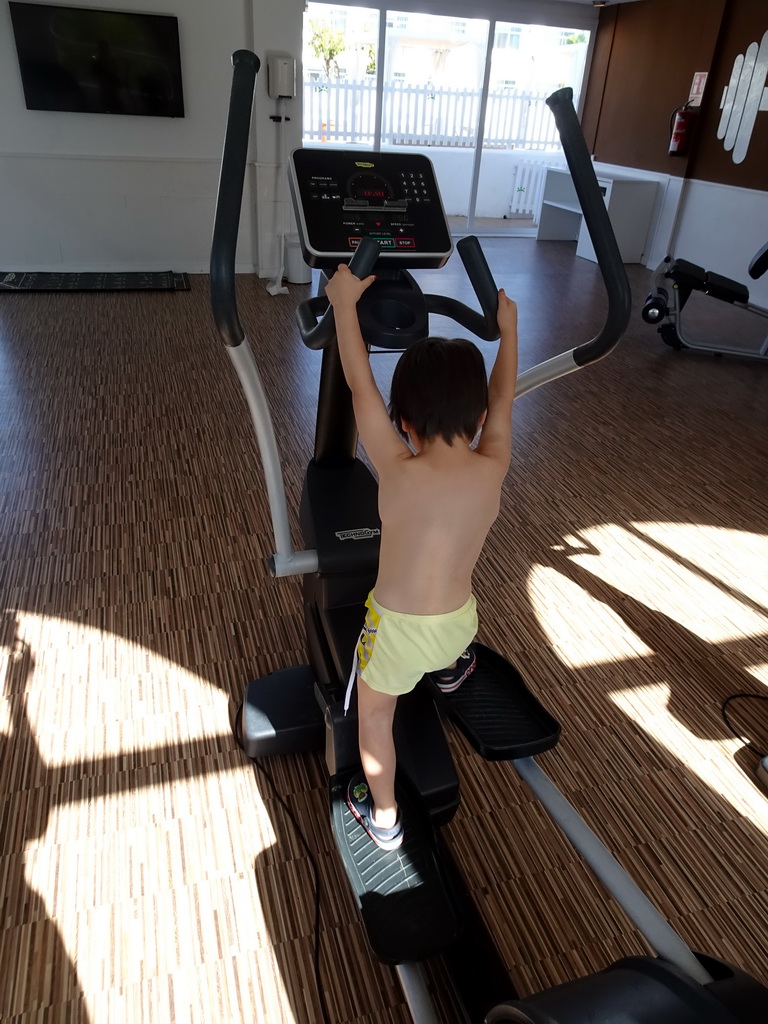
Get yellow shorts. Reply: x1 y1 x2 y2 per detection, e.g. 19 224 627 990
353 590 477 700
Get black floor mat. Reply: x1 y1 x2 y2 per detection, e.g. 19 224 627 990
0 271 190 292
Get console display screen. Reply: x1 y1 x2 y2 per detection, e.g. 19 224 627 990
289 150 453 270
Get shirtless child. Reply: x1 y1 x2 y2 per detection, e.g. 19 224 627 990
324 263 518 851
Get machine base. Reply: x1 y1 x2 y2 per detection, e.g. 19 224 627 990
234 666 325 758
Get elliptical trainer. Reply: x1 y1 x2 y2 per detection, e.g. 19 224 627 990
210 49 768 1024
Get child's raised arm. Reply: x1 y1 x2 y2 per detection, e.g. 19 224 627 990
475 288 518 469
324 264 409 470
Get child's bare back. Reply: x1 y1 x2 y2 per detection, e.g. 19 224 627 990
326 261 518 616
374 442 505 614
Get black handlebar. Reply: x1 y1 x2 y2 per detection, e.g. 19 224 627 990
296 237 381 350
210 50 260 348
546 87 631 366
748 240 768 280
296 234 500 350
424 236 500 340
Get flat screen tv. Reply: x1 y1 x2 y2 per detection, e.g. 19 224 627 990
9 2 185 117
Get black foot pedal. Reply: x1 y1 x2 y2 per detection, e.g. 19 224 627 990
331 770 460 965
436 643 560 760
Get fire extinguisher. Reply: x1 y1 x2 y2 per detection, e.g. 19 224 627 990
669 104 694 155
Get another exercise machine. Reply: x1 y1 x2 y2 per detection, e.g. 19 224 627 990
211 49 768 1024
642 242 768 360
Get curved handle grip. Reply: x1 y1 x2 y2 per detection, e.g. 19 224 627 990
424 235 500 341
210 50 260 348
545 88 631 367
457 236 500 333
295 236 381 350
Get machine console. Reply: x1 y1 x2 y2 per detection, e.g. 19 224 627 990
289 149 453 270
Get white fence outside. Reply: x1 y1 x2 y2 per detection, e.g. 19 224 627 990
303 78 561 150
303 78 563 218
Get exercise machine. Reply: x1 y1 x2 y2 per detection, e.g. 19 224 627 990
211 49 768 1024
642 242 768 360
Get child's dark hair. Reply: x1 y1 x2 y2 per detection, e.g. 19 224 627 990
388 336 488 446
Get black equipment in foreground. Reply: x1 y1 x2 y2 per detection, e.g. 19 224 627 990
642 242 768 360
210 49 768 1024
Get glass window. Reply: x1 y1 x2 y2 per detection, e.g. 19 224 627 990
302 2 380 146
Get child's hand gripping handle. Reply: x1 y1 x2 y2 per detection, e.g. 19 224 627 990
295 237 381 350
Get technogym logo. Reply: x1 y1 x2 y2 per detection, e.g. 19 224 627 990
335 527 381 541
718 30 768 164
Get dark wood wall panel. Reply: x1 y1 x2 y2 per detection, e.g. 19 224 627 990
687 0 768 190
584 0 726 176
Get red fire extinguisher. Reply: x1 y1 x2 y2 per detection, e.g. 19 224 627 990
669 104 694 155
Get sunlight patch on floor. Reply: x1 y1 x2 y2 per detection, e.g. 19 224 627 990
632 522 768 613
746 663 768 687
526 563 654 668
610 681 768 832
551 523 768 646
2 611 297 1024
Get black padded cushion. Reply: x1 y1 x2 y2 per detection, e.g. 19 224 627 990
748 241 768 280
704 271 749 305
667 259 706 291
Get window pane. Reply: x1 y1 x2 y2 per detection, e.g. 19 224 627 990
302 3 379 146
484 23 591 154
381 11 489 149
381 11 489 229
476 23 591 229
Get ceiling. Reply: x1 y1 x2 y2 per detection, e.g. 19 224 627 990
556 1 641 5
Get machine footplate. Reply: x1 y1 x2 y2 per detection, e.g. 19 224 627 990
437 643 560 761
330 771 460 965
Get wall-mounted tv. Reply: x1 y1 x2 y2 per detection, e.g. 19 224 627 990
9 2 185 117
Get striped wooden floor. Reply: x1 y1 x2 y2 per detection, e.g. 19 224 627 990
1 239 767 1023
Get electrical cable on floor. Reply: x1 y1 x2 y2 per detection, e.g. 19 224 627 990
250 758 332 1024
720 693 768 757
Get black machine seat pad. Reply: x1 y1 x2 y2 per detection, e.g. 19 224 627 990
665 258 750 305
666 258 706 292
330 770 460 964
704 271 749 305
436 643 560 761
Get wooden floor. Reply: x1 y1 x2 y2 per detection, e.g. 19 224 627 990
1 239 767 1023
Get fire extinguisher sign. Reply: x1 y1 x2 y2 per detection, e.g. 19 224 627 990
688 72 708 107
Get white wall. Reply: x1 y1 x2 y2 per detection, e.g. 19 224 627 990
672 180 768 308
251 0 305 278
592 162 768 309
0 0 255 272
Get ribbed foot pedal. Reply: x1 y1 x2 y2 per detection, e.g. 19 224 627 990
330 770 460 965
436 643 560 760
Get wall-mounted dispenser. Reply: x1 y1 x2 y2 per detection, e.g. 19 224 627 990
267 56 296 99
